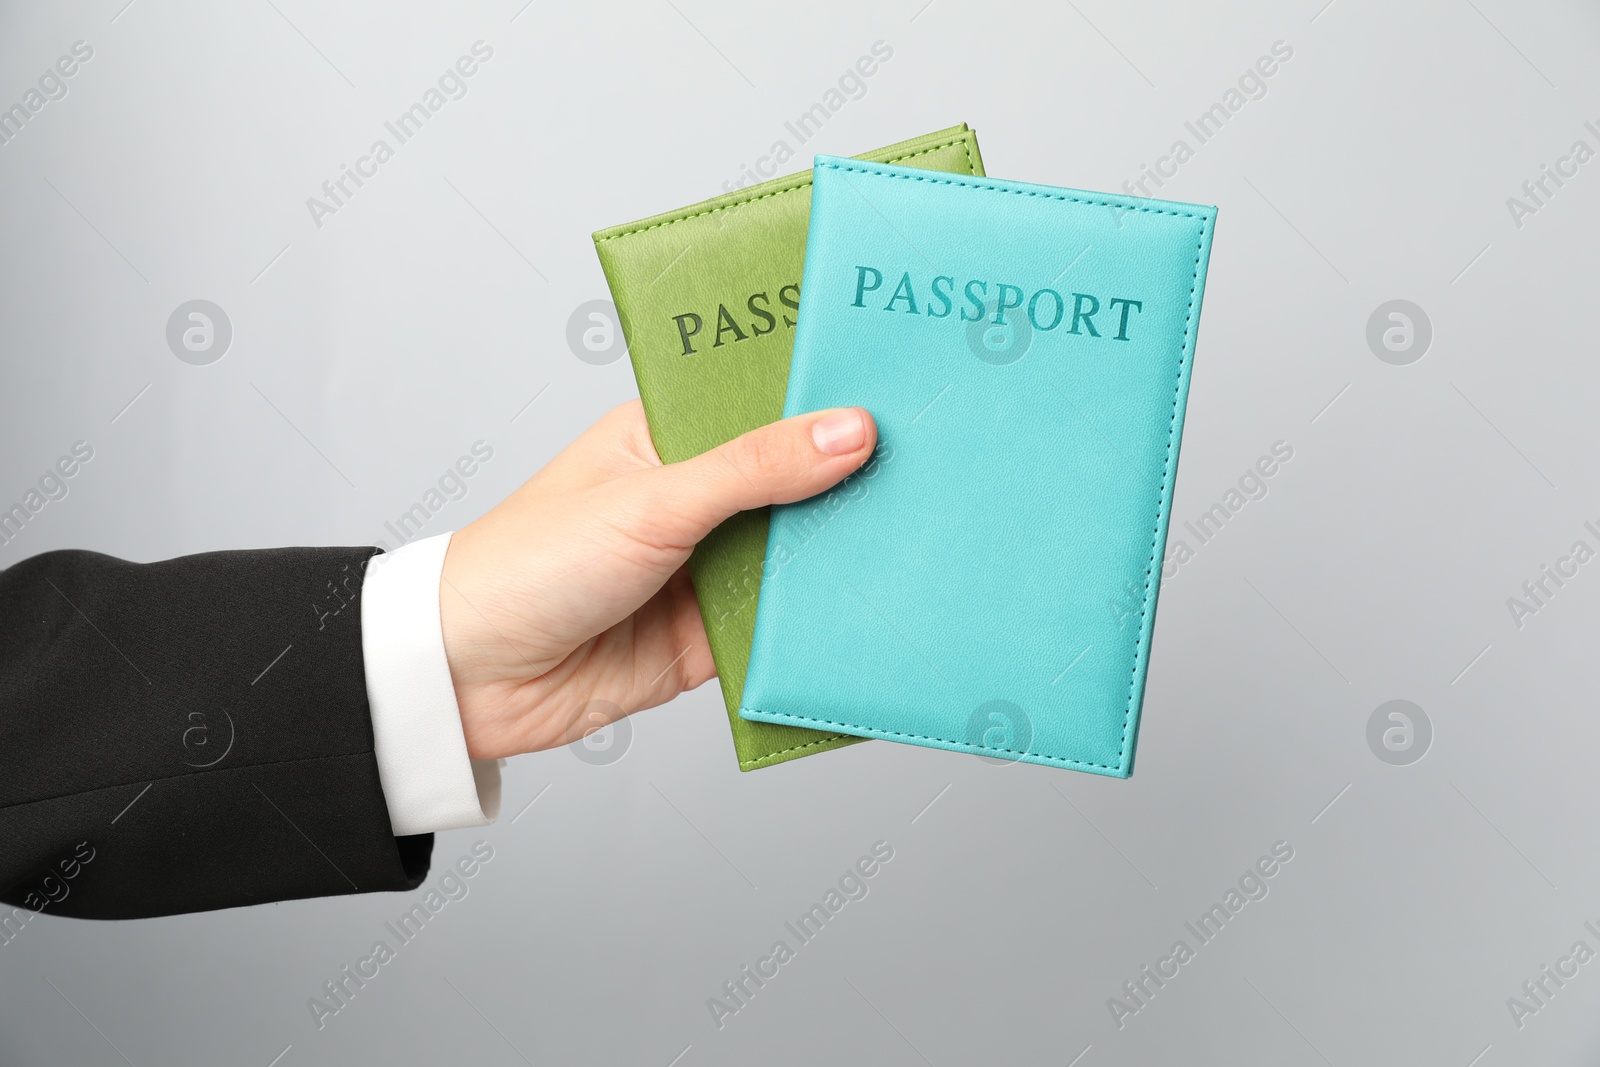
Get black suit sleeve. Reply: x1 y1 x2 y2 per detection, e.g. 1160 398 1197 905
0 546 432 920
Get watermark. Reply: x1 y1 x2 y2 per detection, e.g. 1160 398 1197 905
1106 577 1147 635
1506 120 1600 230
0 40 94 148
965 700 1033 766
566 299 627 366
167 299 232 364
1110 40 1294 218
306 41 494 229
375 440 494 551
181 709 234 768
707 840 895 1030
0 841 97 948
568 699 632 766
709 442 895 634
714 41 895 226
307 839 495 1030
1366 700 1431 766
1504 519 1600 630
965 294 1034 365
312 558 367 632
1506 921 1600 1030
1365 300 1431 366
1160 440 1295 584
1106 840 1296 1030
0 440 95 551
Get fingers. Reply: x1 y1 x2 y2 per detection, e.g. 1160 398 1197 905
627 407 877 549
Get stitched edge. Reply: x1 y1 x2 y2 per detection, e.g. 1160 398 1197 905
737 732 859 769
743 159 1213 773
1114 199 1209 774
593 135 978 244
736 709 1129 774
812 158 1208 219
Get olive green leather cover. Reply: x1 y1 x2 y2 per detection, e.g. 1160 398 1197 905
593 124 984 770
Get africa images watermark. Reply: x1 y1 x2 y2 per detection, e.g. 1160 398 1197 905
1504 917 1600 1031
708 442 894 636
707 840 895 1030
0 841 97 949
0 440 95 552
1157 440 1295 587
305 41 495 229
714 40 895 226
1106 840 1296 1030
1505 118 1600 230
1503 517 1600 630
0 40 94 148
373 440 495 552
1110 39 1295 221
306 839 495 1030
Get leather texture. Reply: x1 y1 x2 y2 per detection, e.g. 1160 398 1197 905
738 157 1217 777
593 126 985 771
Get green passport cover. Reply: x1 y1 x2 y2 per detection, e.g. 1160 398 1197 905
593 124 985 771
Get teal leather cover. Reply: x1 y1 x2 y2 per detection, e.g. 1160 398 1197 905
737 157 1217 776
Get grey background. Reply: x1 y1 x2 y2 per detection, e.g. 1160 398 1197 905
1 0 1596 1063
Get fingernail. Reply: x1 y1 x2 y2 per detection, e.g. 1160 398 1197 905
812 409 866 456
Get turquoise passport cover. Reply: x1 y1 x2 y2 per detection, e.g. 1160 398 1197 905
737 157 1217 776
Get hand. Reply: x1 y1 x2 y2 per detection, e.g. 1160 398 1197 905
437 401 877 760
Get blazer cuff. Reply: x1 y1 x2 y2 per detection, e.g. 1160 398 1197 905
361 532 501 836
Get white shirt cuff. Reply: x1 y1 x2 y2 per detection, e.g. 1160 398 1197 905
361 531 502 836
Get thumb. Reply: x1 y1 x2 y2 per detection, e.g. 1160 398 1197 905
633 407 877 547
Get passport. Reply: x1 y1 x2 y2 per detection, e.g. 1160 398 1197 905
738 157 1217 776
592 126 985 771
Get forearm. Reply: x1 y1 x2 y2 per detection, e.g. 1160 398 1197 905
0 545 431 919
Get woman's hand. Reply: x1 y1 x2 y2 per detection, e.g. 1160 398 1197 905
437 400 876 759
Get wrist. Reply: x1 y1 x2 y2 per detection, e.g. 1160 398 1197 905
438 526 490 757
